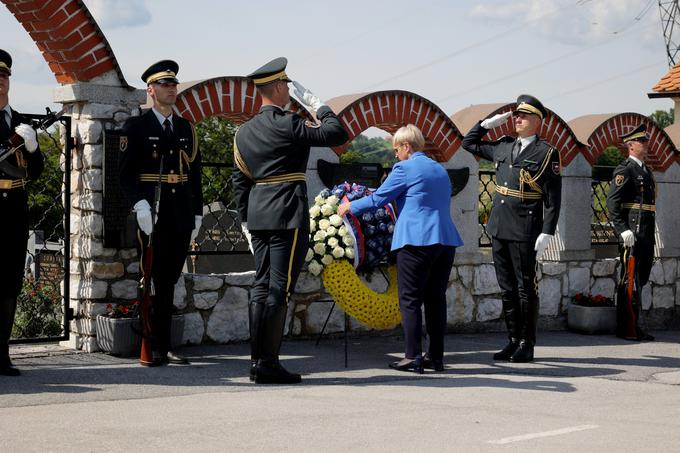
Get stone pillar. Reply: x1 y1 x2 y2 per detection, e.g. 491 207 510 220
654 161 680 257
443 148 480 260
55 82 147 351
545 153 595 261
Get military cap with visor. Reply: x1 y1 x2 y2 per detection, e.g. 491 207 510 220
247 57 292 86
141 59 179 85
621 124 648 144
0 49 12 76
514 94 547 120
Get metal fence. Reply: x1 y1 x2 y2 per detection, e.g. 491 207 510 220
478 169 495 247
10 114 72 344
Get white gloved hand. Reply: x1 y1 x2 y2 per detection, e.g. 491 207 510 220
292 81 324 112
15 123 38 153
133 199 153 235
190 215 202 243
480 111 512 130
534 233 553 260
621 229 635 248
241 222 253 254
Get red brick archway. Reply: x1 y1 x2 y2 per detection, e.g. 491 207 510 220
586 113 677 171
480 104 587 166
326 91 462 162
2 0 126 85
174 76 310 124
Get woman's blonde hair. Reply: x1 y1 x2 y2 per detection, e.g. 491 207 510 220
392 124 425 151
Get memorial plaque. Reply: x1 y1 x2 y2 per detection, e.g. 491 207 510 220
35 249 64 284
103 130 137 249
317 160 385 189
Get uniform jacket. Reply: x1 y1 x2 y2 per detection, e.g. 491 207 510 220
119 110 203 232
350 151 463 251
462 122 562 242
606 158 656 244
232 105 348 230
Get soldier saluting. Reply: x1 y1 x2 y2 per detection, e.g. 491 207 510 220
606 124 655 341
462 94 561 363
119 60 203 366
233 57 348 384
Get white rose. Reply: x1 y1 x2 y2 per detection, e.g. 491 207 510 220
310 219 316 231
338 225 348 237
326 226 337 237
313 230 327 242
328 237 339 248
318 218 331 230
313 242 326 255
305 248 314 262
329 214 343 227
326 195 339 207
321 254 334 265
308 260 323 276
320 204 334 216
345 247 355 259
342 235 354 246
332 246 345 259
310 205 321 218
314 194 325 205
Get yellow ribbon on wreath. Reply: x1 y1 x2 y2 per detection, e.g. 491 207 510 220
322 260 401 329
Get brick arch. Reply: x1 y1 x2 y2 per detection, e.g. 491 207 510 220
3 0 126 85
173 76 310 124
585 113 677 171
326 91 463 162
478 104 587 166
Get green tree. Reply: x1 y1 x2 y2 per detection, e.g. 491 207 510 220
194 117 237 206
649 108 674 129
341 134 396 167
595 145 625 167
27 131 64 241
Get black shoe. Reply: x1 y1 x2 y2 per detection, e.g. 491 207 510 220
249 360 257 382
165 351 189 365
388 357 424 374
0 361 20 376
254 361 302 384
493 340 519 361
422 354 444 371
509 341 534 363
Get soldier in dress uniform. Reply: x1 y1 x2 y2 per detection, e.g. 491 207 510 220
0 49 44 376
462 94 561 363
232 57 348 384
119 60 203 366
606 124 655 341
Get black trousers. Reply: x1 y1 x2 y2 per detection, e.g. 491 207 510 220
137 225 191 356
249 228 309 363
396 244 456 360
492 237 539 345
616 239 654 337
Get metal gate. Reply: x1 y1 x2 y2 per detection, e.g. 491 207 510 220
9 112 72 344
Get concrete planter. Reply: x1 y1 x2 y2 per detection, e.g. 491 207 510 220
567 304 616 334
96 316 141 356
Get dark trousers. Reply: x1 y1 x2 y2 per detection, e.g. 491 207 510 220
492 237 539 345
137 225 191 356
250 228 309 363
396 244 456 360
616 239 654 337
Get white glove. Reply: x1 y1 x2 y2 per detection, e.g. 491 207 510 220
241 222 253 254
534 233 553 260
15 124 38 153
621 230 635 248
190 215 202 242
292 81 324 112
133 199 153 235
481 112 512 130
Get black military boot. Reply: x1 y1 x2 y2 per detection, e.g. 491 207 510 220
509 340 534 363
0 298 19 376
494 301 521 361
510 298 539 363
254 304 301 384
248 303 265 381
493 338 519 361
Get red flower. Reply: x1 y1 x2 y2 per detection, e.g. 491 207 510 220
106 304 113 310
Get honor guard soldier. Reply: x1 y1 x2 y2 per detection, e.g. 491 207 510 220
0 49 44 376
233 57 348 384
119 60 203 366
462 94 561 363
606 124 655 341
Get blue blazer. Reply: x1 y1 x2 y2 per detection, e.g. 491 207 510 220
350 152 463 251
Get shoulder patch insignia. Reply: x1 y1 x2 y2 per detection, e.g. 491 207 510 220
615 174 625 186
304 120 320 129
552 161 560 175
119 136 128 152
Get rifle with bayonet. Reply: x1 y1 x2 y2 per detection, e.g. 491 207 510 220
619 183 644 339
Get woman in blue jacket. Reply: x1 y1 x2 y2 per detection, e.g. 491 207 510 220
338 124 463 373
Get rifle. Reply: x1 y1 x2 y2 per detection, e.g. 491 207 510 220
139 155 164 366
0 107 68 165
621 183 644 339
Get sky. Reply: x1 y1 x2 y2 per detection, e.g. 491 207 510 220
0 0 675 132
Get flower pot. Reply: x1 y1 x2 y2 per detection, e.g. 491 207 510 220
96 315 142 356
567 304 616 334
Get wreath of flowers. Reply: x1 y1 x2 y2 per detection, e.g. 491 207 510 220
306 186 401 329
